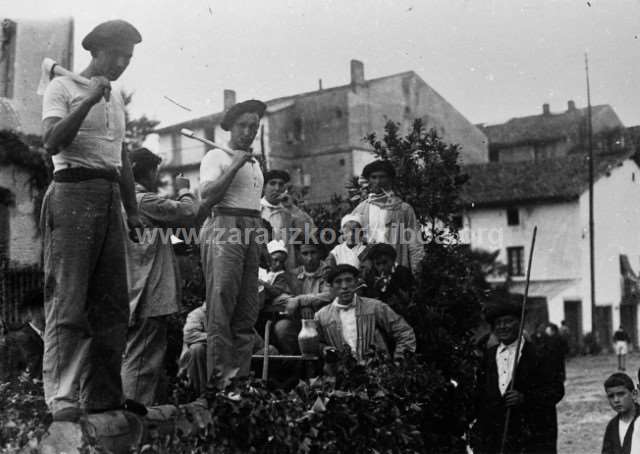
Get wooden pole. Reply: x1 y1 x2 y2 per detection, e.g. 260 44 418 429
499 226 538 454
585 53 597 340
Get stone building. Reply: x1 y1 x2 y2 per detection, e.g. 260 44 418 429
153 60 488 202
478 101 626 163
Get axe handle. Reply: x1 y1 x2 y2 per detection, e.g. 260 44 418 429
51 63 91 87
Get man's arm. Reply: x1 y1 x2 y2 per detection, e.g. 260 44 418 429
120 147 142 236
376 302 416 358
42 76 111 154
139 190 199 229
199 149 253 210
183 309 207 346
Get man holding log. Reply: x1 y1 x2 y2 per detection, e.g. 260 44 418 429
199 100 266 389
40 20 143 420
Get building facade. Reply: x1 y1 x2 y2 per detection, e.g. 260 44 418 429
460 153 640 347
153 60 488 202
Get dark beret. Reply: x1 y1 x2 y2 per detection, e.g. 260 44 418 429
129 147 161 168
327 264 360 284
484 294 523 325
221 100 267 131
264 169 290 183
82 20 142 52
366 243 397 261
362 160 395 179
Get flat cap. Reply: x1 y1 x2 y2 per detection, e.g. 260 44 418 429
362 160 395 179
221 100 266 131
366 243 397 261
264 169 290 183
327 264 360 284
129 147 161 168
82 20 142 52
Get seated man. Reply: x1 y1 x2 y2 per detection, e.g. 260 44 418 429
179 303 277 394
363 243 415 310
274 242 332 354
259 240 294 311
315 264 416 363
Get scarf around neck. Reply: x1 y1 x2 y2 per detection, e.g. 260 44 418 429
367 191 402 210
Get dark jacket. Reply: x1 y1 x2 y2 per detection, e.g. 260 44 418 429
473 340 564 454
602 404 640 454
363 264 415 309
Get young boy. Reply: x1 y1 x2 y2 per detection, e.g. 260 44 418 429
602 372 639 454
326 214 368 270
363 243 415 310
259 239 293 310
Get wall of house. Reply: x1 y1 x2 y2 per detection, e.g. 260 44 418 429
464 201 582 282
578 159 640 341
0 165 41 266
347 73 488 165
1 17 74 135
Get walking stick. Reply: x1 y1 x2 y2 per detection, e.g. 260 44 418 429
499 226 537 454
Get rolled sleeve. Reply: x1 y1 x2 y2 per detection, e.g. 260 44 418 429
139 192 199 229
42 78 70 120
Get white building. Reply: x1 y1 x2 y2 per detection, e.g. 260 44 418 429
460 152 640 348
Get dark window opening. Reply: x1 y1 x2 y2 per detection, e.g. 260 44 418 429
489 148 500 162
293 117 304 141
507 246 525 276
339 158 345 166
506 207 519 226
1 19 16 98
452 214 463 230
335 108 343 119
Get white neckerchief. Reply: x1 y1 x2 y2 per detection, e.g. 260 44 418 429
261 197 281 210
333 295 357 354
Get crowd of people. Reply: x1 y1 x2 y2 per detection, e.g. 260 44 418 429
0 17 634 454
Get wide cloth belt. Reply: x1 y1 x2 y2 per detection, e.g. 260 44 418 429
213 207 261 218
53 167 119 183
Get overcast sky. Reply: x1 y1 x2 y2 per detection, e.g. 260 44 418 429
4 0 640 129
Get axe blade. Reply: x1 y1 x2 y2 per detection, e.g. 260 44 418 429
36 58 57 96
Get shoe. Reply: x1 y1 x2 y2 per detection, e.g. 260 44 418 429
52 407 84 423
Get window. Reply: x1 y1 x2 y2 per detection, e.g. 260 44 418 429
452 214 463 230
0 19 16 98
489 148 500 162
335 108 343 119
507 247 525 276
293 117 304 141
506 207 519 226
339 158 345 166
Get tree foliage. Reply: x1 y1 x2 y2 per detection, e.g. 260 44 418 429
122 90 160 152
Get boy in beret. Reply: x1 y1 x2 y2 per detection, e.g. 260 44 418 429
260 169 315 269
314 264 416 363
120 148 198 406
199 99 266 388
472 298 564 454
351 160 424 276
40 19 143 419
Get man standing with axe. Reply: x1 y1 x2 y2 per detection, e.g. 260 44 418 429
199 100 266 390
40 20 144 420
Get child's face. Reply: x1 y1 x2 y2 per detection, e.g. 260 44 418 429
342 221 363 246
270 252 287 271
606 385 636 414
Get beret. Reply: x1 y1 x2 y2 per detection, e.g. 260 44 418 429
362 160 395 179
82 20 142 52
484 294 523 325
264 169 290 183
221 99 266 131
366 243 397 261
267 239 288 256
327 264 360 284
129 147 161 168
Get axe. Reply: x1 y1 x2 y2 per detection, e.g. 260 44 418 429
37 58 109 101
180 128 259 159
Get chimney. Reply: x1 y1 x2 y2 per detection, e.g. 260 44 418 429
350 59 365 86
318 78 323 90
542 103 550 115
567 100 576 111
223 89 236 110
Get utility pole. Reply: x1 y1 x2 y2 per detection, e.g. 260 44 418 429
585 53 597 339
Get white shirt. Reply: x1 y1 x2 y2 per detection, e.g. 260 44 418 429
629 417 640 454
42 76 125 172
199 147 263 210
495 338 524 395
329 242 367 268
334 296 357 354
620 418 633 447
368 204 388 243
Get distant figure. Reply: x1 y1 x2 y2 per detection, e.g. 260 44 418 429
613 326 631 371
601 373 638 454
362 243 415 311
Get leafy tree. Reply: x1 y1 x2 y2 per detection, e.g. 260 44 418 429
122 90 160 152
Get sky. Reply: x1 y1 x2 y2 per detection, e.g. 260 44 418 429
4 0 640 129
